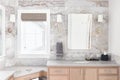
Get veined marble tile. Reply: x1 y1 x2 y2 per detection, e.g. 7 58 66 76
0 0 108 66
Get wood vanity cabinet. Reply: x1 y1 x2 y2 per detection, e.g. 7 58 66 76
119 67 120 80
70 68 97 80
70 68 83 80
98 67 118 80
48 67 69 80
84 68 97 80
8 75 14 80
15 71 47 80
48 67 119 80
15 72 40 80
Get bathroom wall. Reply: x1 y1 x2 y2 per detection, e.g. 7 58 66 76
109 0 120 63
0 0 108 66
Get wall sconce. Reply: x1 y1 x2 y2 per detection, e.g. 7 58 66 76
10 14 15 22
57 14 62 22
98 14 103 22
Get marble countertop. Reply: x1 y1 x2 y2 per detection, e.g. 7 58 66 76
0 60 119 80
4 66 47 77
0 66 47 80
0 71 14 80
47 60 119 67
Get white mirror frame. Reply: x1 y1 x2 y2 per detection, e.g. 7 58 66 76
0 5 5 58
68 14 92 49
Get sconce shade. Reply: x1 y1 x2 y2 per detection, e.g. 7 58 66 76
10 14 15 22
57 14 62 22
98 14 103 22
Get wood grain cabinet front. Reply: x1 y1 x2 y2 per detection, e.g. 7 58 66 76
49 67 69 75
8 75 14 80
99 67 118 80
15 72 40 80
99 75 118 80
99 68 118 75
70 68 83 80
84 68 98 80
48 67 119 80
119 67 120 80
49 75 68 80
48 67 69 80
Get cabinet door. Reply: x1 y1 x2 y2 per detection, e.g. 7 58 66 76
70 68 83 80
49 75 68 80
99 68 118 75
99 75 118 80
84 68 97 80
49 67 69 75
8 75 14 80
118 67 120 80
15 72 40 80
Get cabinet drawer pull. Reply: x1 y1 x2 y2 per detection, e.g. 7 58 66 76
55 70 62 73
49 68 69 75
104 70 112 73
99 76 118 80
99 68 118 74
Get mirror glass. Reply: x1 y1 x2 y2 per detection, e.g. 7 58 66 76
0 6 5 56
68 14 92 49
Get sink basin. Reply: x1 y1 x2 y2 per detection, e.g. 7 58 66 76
53 60 91 64
25 68 32 72
15 68 32 74
48 60 95 65
73 61 90 64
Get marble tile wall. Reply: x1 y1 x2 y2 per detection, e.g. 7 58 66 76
0 0 108 66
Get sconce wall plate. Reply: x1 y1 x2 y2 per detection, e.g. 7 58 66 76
57 14 62 22
98 14 103 22
10 14 15 22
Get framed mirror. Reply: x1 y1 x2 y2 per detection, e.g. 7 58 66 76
68 14 92 49
0 5 5 57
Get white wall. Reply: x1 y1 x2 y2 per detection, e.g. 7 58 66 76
109 0 120 56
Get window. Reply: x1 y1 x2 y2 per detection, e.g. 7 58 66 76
17 9 50 58
0 5 5 57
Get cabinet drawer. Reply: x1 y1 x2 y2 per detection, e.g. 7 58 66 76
70 68 83 80
99 68 118 74
28 72 40 78
49 76 68 80
99 75 118 80
8 75 14 80
49 68 69 75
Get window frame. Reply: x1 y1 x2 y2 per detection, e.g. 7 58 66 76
0 5 5 58
16 9 50 58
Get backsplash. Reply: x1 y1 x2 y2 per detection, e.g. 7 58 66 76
0 0 108 66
